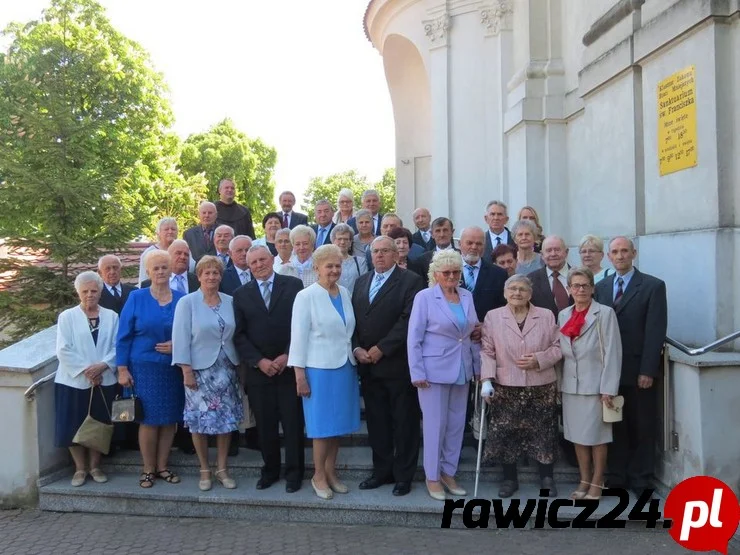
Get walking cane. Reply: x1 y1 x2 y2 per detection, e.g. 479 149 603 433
474 382 487 498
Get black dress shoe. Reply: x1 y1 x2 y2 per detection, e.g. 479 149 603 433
540 477 558 497
392 482 411 496
256 477 277 490
285 481 301 493
358 476 394 490
498 480 519 498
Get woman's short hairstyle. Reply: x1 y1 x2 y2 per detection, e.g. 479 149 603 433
337 188 354 203
492 243 517 261
74 271 103 292
155 217 177 234
262 212 282 228
330 223 354 241
275 228 291 241
354 208 372 221
387 226 413 246
196 255 225 277
504 273 533 293
517 206 544 235
579 234 604 253
289 224 316 245
144 249 170 271
511 219 539 240
567 266 595 287
428 249 463 287
312 244 342 269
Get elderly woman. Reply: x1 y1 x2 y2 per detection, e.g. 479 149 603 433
118 250 186 489
138 217 179 286
331 223 367 294
332 188 355 224
517 206 544 252
492 244 517 276
352 208 375 256
289 245 360 499
55 271 118 486
407 250 479 500
387 227 426 279
512 220 544 275
172 256 243 491
558 268 622 500
252 212 281 256
273 228 299 279
579 234 612 283
284 224 317 287
480 274 562 498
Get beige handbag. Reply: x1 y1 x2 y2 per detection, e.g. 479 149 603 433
603 395 625 422
72 386 114 454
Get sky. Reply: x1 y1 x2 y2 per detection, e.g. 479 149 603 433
0 0 395 203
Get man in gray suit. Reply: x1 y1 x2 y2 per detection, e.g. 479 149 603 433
183 201 218 261
595 236 667 494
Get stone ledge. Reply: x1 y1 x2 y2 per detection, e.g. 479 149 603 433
0 325 57 373
668 346 740 368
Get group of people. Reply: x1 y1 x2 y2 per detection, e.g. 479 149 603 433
54 183 667 503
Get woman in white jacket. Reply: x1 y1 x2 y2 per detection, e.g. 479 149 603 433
55 271 118 487
288 245 360 500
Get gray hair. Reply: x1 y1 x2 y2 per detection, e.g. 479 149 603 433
486 200 508 214
247 244 272 256
354 208 372 221
155 217 177 234
289 224 316 245
274 228 291 241
144 249 171 269
74 271 104 292
567 267 595 287
504 274 533 292
542 235 568 250
381 213 403 227
511 219 538 238
370 235 398 252
97 254 121 270
412 207 430 218
279 190 296 201
215 224 235 236
315 199 333 210
608 235 636 251
199 201 216 211
579 234 604 253
428 250 463 288
337 188 354 203
218 178 235 191
330 223 354 241
168 239 189 253
229 234 252 250
361 189 380 202
312 244 342 269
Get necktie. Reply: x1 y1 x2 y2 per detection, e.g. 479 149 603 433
316 227 327 248
369 273 384 303
239 270 249 285
614 277 624 304
219 253 229 267
464 265 476 291
261 281 271 309
496 236 502 246
551 270 569 311
203 228 211 248
282 213 289 228
112 286 120 299
174 274 186 294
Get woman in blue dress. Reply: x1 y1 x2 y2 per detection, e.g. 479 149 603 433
289 244 360 500
117 250 185 488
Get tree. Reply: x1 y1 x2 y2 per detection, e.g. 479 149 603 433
179 119 277 223
0 0 175 341
301 168 396 216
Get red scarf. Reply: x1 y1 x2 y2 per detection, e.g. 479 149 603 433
560 304 590 341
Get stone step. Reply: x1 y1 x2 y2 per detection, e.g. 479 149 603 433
38 472 666 529
99 445 581 483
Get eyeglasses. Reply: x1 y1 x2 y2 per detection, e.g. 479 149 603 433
439 270 461 277
569 283 593 290
506 286 530 293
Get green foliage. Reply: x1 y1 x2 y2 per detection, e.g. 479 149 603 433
0 0 174 341
179 118 278 223
301 168 396 217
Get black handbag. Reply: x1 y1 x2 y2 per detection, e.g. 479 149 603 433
111 386 144 423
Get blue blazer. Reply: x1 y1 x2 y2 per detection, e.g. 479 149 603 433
220 265 251 296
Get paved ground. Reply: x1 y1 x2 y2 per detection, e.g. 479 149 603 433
0 509 703 555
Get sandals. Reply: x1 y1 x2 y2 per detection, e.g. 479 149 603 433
215 469 236 489
155 468 181 484
199 470 212 491
584 482 606 500
139 472 155 489
570 480 591 500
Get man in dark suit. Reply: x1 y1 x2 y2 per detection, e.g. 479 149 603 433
183 201 218 261
411 208 435 251
352 236 425 496
418 217 459 284
528 235 573 319
97 254 136 315
347 189 383 235
278 191 308 229
595 236 667 494
233 245 305 493
220 235 253 295
213 224 235 270
310 200 336 248
365 214 425 271
458 227 507 321
483 200 516 261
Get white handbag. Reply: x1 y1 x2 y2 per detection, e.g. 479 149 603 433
602 395 624 423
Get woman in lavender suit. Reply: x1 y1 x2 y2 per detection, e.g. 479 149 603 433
407 250 480 501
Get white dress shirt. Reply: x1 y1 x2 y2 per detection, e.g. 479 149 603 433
488 229 510 246
547 265 570 293
170 272 190 293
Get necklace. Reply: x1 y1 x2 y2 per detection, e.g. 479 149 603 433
88 316 100 333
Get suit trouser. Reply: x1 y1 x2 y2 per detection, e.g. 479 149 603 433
609 384 657 487
361 375 421 483
418 382 469 481
248 381 305 483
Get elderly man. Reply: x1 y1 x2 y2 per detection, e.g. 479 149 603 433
411 208 435 251
595 237 667 495
278 191 309 229
98 254 136 315
183 201 218 261
528 235 574 319
348 189 383 235
140 240 199 293
220 235 253 295
213 224 235 269
215 178 255 239
352 236 424 496
458 227 508 322
233 245 305 492
365 214 424 271
311 200 336 248
418 217 458 281
482 200 516 260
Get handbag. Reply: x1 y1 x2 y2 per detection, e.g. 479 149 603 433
603 395 624 422
469 380 487 441
72 386 114 454
111 386 144 423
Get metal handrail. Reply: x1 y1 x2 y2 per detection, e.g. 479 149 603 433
665 331 740 356
24 371 56 401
